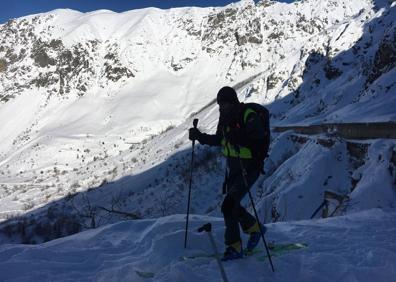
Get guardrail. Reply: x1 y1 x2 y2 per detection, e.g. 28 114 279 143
273 122 396 139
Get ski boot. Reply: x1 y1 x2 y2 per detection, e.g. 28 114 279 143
221 241 243 261
245 223 266 254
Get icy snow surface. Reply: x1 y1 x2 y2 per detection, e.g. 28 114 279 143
0 209 395 282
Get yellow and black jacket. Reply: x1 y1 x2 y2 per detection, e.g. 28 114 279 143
197 103 269 174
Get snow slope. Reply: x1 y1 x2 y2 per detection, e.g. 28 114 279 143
0 0 395 251
0 209 395 282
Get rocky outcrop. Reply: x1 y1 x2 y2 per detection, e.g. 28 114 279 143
202 3 262 53
0 17 135 100
367 29 396 84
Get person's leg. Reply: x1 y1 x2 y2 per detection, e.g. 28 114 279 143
228 168 260 233
221 194 241 247
238 206 256 231
221 194 244 260
230 167 266 252
222 168 259 249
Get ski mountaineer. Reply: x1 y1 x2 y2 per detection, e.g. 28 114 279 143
188 86 270 261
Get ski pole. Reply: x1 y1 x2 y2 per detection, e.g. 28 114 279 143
310 199 327 219
236 148 275 272
198 223 228 282
184 118 199 248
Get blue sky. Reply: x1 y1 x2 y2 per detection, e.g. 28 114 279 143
0 0 294 24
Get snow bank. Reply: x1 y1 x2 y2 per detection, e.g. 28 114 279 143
0 209 395 281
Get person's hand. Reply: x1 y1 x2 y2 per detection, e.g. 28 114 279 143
189 127 202 141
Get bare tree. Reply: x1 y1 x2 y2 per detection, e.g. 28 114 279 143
97 192 140 219
71 193 97 229
158 190 175 217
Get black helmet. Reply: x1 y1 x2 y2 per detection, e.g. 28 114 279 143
216 86 239 105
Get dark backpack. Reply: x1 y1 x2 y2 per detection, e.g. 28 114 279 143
241 102 271 164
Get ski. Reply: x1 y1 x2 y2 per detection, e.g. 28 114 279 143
180 248 262 261
269 242 308 253
254 242 308 261
180 242 307 261
135 270 155 279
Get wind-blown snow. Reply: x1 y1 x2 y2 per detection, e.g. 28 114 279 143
0 209 395 281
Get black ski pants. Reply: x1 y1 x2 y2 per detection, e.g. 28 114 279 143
221 165 259 246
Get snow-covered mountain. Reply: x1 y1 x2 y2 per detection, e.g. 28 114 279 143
0 0 395 252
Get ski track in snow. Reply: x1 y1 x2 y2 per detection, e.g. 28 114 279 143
0 209 395 282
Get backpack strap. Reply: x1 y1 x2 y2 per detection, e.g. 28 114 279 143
243 107 256 124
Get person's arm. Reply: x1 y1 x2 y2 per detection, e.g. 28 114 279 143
198 131 222 146
189 123 222 146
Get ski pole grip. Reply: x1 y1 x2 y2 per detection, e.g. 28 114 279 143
193 118 199 128
197 223 212 233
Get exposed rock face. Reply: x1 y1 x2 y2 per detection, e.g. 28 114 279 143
367 29 396 84
0 15 135 100
2 0 393 106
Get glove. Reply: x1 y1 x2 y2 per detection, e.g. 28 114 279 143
189 127 202 141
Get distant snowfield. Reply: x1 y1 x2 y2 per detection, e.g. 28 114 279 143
0 209 395 282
